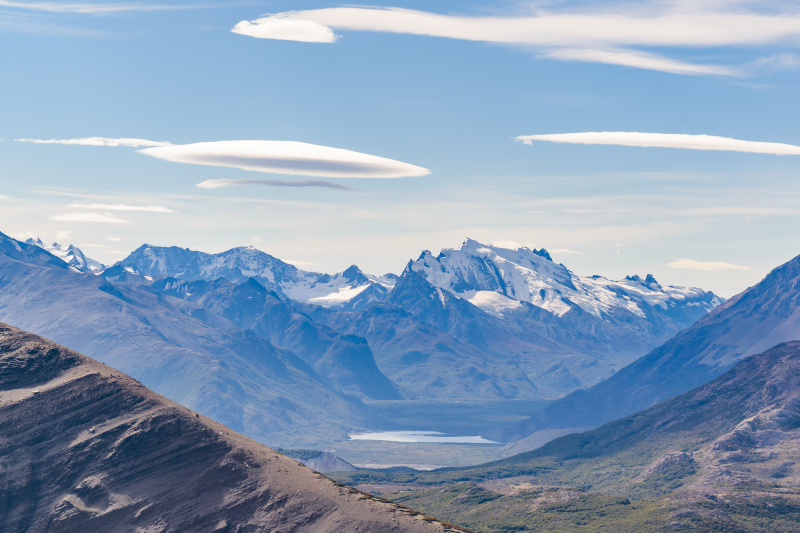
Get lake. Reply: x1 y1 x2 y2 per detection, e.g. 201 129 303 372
348 430 499 444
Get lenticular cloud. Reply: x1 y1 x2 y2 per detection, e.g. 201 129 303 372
139 140 430 178
516 132 800 155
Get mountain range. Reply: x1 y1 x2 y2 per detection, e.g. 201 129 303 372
6 231 722 444
0 231 372 447
311 240 720 399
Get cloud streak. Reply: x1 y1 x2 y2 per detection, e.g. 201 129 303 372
540 48 739 76
50 212 129 224
516 132 800 155
17 137 170 147
197 178 352 190
669 259 753 271
140 140 430 178
67 203 175 212
231 4 800 76
0 0 207 14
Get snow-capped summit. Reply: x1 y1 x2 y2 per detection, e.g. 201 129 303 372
25 238 104 274
409 238 722 319
114 244 395 309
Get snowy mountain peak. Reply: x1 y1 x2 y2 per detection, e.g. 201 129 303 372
409 239 721 320
24 238 104 274
115 244 393 309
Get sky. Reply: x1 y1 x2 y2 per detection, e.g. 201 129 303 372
2 0 800 297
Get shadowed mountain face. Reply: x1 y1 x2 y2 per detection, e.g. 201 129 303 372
499 252 800 445
149 276 402 401
0 324 468 533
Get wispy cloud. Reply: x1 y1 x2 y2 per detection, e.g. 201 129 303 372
550 248 584 255
669 258 752 271
0 0 207 14
0 195 9 200
231 4 800 76
516 132 800 155
140 140 430 179
540 48 739 76
68 202 175 212
50 212 129 224
17 137 170 147
197 178 352 191
679 206 800 216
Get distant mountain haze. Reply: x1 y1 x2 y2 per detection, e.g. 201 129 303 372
0 231 371 447
0 230 723 444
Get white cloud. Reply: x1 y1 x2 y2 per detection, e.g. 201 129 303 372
679 206 800 216
232 5 800 75
197 178 352 190
516 132 800 155
490 240 523 249
232 13 338 43
50 212 129 224
550 248 584 255
68 203 175 213
0 194 9 200
669 258 752 271
17 137 171 147
141 140 430 179
283 258 320 267
107 236 122 241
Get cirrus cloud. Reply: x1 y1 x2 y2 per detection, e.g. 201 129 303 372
17 136 171 148
67 203 175 213
669 259 752 271
515 132 800 155
0 0 212 14
197 178 352 190
50 212 130 224
139 140 430 179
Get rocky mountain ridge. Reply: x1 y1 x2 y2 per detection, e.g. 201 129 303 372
0 323 467 533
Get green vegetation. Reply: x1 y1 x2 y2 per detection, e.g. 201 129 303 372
276 449 324 461
381 483 800 533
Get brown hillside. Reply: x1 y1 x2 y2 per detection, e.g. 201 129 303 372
0 323 469 533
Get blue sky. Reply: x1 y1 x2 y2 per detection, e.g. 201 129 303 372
2 0 800 296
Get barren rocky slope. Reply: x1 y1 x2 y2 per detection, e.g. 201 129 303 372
0 323 467 533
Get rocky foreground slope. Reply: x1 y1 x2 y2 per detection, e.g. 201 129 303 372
0 323 467 533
